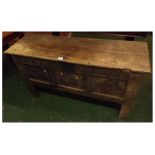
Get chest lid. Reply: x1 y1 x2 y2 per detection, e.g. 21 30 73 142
5 33 151 73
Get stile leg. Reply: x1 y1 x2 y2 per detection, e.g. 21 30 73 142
119 73 142 119
12 56 40 98
26 83 40 97
119 99 133 119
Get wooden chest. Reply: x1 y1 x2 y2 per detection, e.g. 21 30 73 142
4 33 151 119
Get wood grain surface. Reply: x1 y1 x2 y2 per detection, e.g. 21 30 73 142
5 33 151 73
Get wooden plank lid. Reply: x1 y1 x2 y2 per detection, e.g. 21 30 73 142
5 33 151 73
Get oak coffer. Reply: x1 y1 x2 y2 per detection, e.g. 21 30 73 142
4 33 151 119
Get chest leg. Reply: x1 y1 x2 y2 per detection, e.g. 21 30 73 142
119 73 142 119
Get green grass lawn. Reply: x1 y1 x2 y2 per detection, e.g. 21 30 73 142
2 32 152 122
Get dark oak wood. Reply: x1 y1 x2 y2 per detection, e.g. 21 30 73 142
4 33 151 119
12 56 40 97
119 72 142 118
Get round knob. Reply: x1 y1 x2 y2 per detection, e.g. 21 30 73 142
43 69 46 73
75 75 78 80
60 72 63 76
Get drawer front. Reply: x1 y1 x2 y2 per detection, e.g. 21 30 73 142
55 71 85 92
90 75 127 98
23 64 52 85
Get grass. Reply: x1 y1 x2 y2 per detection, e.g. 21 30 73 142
2 32 152 122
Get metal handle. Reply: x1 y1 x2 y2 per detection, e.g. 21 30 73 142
75 75 79 80
60 72 63 76
43 69 46 73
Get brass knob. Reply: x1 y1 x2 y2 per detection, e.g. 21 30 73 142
43 69 46 73
75 75 78 80
60 72 63 76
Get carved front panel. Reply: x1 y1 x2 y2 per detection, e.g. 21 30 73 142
55 71 85 92
23 64 52 85
90 76 127 98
